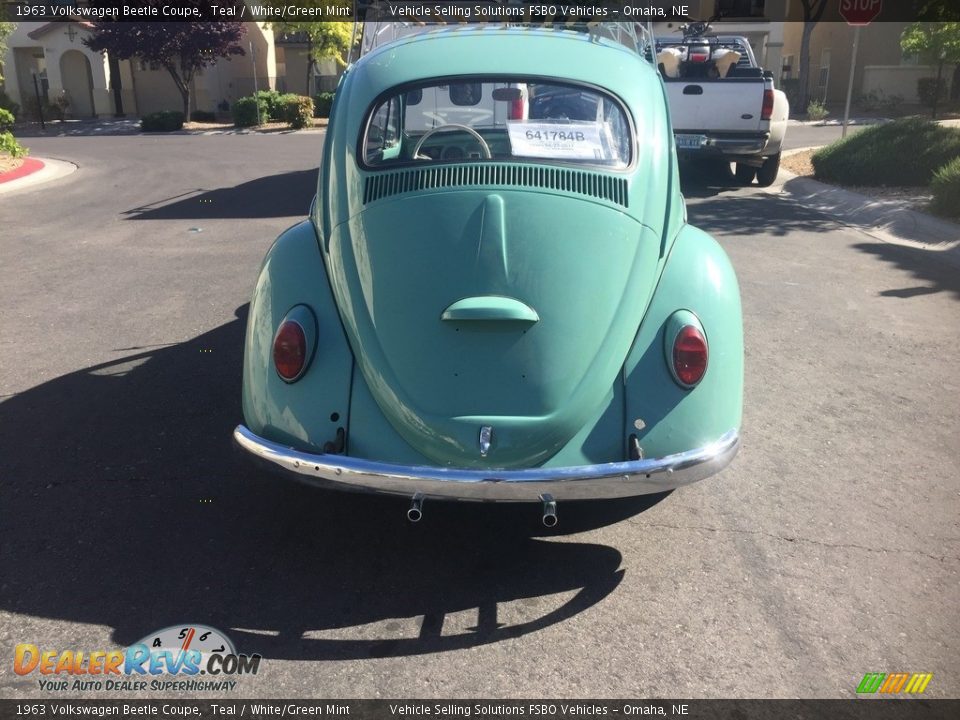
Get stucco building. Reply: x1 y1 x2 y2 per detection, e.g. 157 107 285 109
782 20 957 106
0 18 284 118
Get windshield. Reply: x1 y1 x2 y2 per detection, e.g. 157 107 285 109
362 78 633 169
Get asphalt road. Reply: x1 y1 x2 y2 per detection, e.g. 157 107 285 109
1 131 957 700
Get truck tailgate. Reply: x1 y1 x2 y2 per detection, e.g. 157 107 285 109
664 79 765 133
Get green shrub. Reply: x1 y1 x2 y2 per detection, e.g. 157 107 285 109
0 108 14 132
254 89 282 119
140 111 185 132
812 118 960 186
51 90 71 121
0 131 27 159
930 157 960 217
21 96 56 122
0 89 20 120
806 99 829 121
313 91 335 118
277 94 313 128
918 77 948 108
857 89 904 114
233 96 267 127
190 110 217 123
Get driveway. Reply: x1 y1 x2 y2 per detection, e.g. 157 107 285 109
0 133 957 699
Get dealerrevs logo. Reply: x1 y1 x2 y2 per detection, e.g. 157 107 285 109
14 624 261 692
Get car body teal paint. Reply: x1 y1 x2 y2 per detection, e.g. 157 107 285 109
239 26 742 497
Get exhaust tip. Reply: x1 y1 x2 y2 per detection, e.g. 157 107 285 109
540 493 558 528
407 492 424 523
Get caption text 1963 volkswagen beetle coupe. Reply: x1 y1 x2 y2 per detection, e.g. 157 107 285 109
233 23 743 526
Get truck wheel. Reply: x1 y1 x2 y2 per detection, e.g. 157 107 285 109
756 153 782 187
734 163 756 185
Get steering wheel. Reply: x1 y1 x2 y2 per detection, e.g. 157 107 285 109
413 124 492 160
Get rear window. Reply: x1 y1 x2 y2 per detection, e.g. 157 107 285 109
362 78 632 169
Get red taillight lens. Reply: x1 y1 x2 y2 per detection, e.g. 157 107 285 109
761 89 774 120
509 98 525 120
273 320 307 381
673 325 708 387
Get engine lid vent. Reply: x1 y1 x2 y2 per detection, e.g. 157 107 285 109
363 163 629 208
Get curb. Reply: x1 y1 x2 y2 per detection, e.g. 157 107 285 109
0 157 45 184
0 156 78 194
772 148 960 269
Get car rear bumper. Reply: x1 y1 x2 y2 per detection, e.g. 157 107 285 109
233 425 740 502
675 131 772 158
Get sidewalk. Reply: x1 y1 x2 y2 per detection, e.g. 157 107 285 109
773 161 960 268
12 117 328 138
0 156 77 195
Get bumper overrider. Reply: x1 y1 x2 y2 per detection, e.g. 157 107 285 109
233 425 740 502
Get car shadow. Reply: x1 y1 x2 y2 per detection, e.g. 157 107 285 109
678 159 742 199
686 191 834 238
121 169 317 221
0 306 668 661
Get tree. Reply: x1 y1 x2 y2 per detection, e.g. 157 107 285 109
84 21 246 117
796 0 830 114
268 1 355 94
1 4 13 84
900 23 960 118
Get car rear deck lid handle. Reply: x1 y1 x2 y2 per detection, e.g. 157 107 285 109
441 296 539 323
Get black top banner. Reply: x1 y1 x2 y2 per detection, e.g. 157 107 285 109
2 0 959 24
1 700 960 720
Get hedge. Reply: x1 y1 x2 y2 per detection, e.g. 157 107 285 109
1 131 27 159
931 157 960 217
140 111 185 132
278 94 314 129
0 108 14 133
0 89 20 120
190 110 217 123
313 92 335 118
254 90 283 119
811 118 960 187
233 96 268 127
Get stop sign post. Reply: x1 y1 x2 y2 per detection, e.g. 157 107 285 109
839 0 882 137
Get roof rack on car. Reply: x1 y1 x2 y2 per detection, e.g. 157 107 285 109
351 2 656 65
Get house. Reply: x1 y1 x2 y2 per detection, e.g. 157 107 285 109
274 32 342 96
0 18 341 119
781 20 957 106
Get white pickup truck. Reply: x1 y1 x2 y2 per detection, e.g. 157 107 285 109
656 32 789 186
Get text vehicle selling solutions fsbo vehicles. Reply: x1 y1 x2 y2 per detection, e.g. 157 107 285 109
234 23 744 526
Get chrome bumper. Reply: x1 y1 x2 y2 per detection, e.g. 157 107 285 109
233 425 739 502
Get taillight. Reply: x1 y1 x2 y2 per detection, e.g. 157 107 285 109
273 320 307 382
761 89 774 120
509 98 526 120
672 325 708 387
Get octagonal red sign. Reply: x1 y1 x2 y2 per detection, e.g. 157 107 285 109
839 0 883 26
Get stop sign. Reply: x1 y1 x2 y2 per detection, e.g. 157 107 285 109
839 0 882 26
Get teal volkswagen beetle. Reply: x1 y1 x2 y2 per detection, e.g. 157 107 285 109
234 23 743 526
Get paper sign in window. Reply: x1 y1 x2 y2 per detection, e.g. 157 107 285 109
507 122 609 161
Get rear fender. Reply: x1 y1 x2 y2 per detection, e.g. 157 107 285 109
623 224 743 458
242 220 354 452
